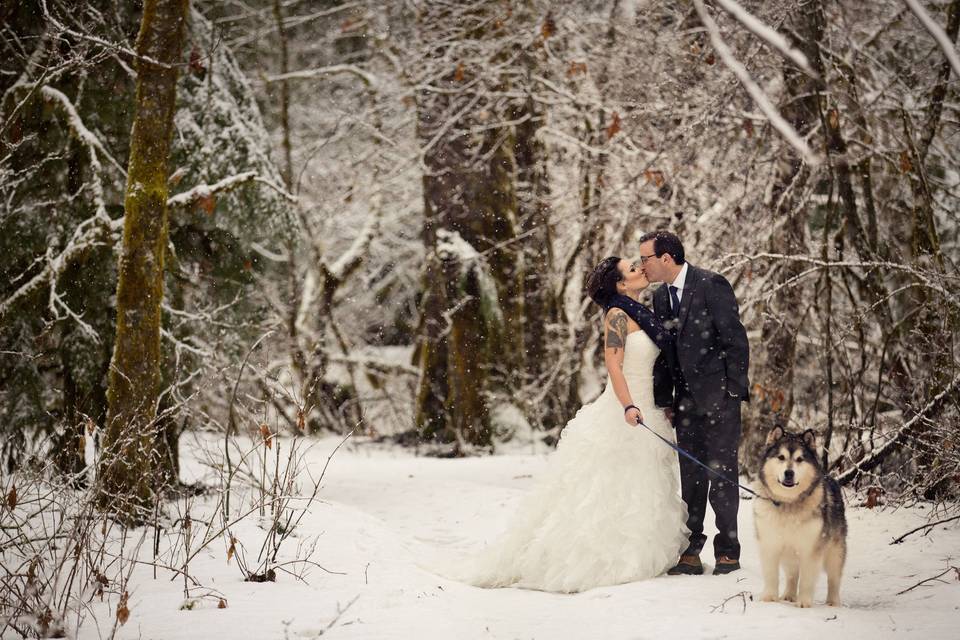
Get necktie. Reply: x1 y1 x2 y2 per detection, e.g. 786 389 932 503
669 285 681 317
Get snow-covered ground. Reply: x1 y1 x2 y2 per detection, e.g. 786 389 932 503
78 433 959 640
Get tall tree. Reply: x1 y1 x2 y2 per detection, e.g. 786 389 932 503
740 0 824 470
99 0 189 520
413 1 524 450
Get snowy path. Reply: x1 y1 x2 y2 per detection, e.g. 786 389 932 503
82 435 959 640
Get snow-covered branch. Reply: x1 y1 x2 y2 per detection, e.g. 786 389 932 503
266 65 379 88
0 215 122 321
2 168 294 321
327 207 380 282
39 86 125 175
904 0 960 80
693 0 820 165
167 171 297 208
714 0 817 78
167 171 257 207
836 370 960 485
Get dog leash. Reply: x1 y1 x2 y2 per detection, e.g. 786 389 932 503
634 418 781 507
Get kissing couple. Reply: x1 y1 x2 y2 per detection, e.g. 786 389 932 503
457 230 751 592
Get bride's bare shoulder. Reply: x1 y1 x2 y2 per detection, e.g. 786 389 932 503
603 306 639 331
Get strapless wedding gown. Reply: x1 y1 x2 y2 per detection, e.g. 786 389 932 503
457 330 690 593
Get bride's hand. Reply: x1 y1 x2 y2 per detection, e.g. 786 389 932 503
624 406 643 426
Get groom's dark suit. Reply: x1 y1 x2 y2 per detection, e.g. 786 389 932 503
652 264 749 560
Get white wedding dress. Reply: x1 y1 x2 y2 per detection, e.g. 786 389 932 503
457 330 690 593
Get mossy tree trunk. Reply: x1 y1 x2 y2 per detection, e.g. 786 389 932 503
413 1 523 450
99 0 189 521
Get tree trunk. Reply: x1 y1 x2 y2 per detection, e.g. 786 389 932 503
99 0 189 522
272 0 293 189
412 1 520 450
741 0 824 472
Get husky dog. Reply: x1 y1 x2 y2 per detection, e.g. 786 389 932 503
753 426 847 608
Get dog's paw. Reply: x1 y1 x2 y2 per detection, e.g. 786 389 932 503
826 598 841 607
781 592 797 603
759 591 778 603
797 598 813 608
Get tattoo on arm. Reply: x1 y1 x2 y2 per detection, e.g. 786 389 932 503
605 310 628 354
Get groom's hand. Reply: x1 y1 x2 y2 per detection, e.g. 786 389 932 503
624 406 643 426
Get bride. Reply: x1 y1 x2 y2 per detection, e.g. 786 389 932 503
456 256 690 593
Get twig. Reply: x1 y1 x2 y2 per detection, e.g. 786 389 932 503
709 590 751 613
890 514 960 544
896 566 960 595
314 594 360 637
225 330 275 519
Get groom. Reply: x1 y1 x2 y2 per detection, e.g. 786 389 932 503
639 230 750 576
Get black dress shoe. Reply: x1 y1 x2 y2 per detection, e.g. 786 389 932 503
712 556 741 575
667 555 704 575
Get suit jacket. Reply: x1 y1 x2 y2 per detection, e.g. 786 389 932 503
652 264 750 412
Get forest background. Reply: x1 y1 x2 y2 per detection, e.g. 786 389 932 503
1 0 959 636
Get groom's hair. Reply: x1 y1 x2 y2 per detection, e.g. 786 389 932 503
638 230 685 265
586 256 622 307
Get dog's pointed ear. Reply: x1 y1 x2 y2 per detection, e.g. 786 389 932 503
765 426 784 446
802 429 817 450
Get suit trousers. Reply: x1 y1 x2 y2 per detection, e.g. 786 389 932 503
674 389 742 560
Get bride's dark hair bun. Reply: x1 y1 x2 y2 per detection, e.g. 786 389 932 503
586 256 622 307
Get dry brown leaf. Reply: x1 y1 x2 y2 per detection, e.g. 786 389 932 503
218 598 228 609
541 13 556 39
899 150 912 174
227 536 237 564
566 61 587 77
297 409 306 432
6 485 16 510
827 108 839 130
189 47 206 77
705 52 716 65
770 389 785 413
605 111 621 140
198 193 217 215
454 62 465 82
643 169 665 188
260 423 273 448
117 591 129 626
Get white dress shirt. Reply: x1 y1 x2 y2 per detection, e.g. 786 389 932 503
668 263 689 311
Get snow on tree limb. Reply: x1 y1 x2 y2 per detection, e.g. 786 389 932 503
836 371 960 485
327 193 381 282
1 169 294 321
725 252 958 307
904 0 960 80
714 0 817 78
39 85 126 176
167 171 257 207
167 171 296 208
0 215 123 321
693 0 820 166
266 65 378 88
